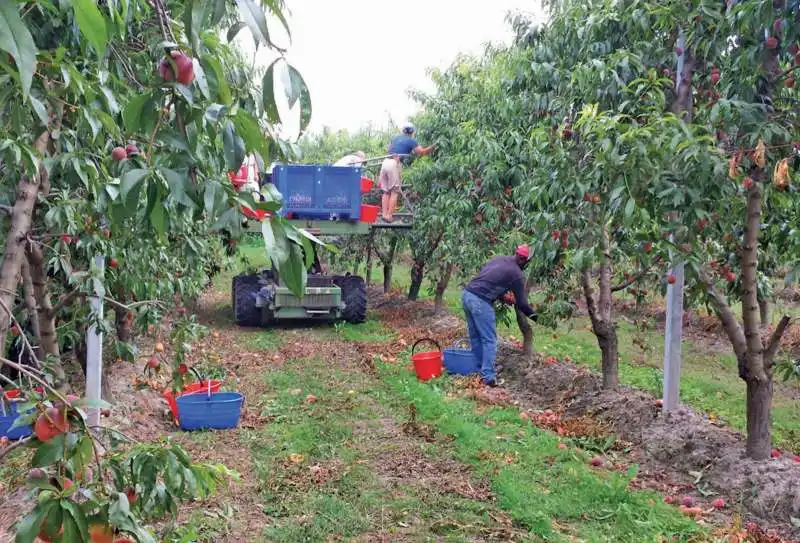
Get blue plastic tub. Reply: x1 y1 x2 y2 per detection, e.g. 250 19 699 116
272 164 362 220
176 392 244 431
443 339 480 375
0 401 34 440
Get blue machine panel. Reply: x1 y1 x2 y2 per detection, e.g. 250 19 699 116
272 165 362 220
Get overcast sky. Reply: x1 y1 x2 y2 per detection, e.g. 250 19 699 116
235 1 545 136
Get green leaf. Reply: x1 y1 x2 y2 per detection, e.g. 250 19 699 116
150 200 167 240
222 120 244 171
83 109 101 139
61 500 89 542
101 86 120 114
32 434 66 467
235 0 271 47
120 169 148 200
203 180 223 217
212 207 242 232
201 57 231 105
287 65 312 135
261 218 288 265
174 83 194 105
282 63 299 108
74 398 111 410
14 505 45 543
123 93 151 133
162 168 196 208
183 0 210 53
226 21 247 43
193 59 210 99
210 0 227 26
282 242 307 298
108 492 131 525
73 0 109 55
624 198 635 218
261 59 281 124
233 109 270 163
72 436 93 473
264 0 291 43
0 0 38 99
29 95 48 126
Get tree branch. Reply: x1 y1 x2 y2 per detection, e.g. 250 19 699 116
765 315 792 367
580 268 600 327
704 281 747 363
611 256 662 293
50 289 83 315
0 435 32 461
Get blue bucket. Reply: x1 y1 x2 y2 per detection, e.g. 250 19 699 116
0 400 34 440
443 339 480 376
176 391 244 431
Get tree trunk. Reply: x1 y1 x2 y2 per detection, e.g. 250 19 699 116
26 244 65 383
745 377 773 460
365 231 375 286
758 297 770 328
581 226 619 389
20 259 42 349
739 181 771 457
0 174 42 356
595 321 619 389
383 263 393 294
115 310 133 343
75 328 87 375
516 278 535 356
408 260 425 301
381 235 399 294
515 307 534 356
433 263 453 312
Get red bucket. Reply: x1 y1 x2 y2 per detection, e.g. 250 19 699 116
411 338 443 382
163 379 222 422
242 207 268 221
3 387 44 399
360 176 375 193
360 204 380 224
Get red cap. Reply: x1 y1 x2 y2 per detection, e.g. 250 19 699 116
515 245 530 259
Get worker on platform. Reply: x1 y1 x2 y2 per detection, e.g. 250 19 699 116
462 245 538 387
379 122 434 222
334 151 366 167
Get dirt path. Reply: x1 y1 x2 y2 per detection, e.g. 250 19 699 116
95 279 527 542
103 281 798 542
3 275 797 542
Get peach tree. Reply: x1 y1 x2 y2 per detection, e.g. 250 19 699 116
0 0 315 539
410 0 799 460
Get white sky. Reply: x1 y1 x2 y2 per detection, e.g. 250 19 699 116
235 1 545 136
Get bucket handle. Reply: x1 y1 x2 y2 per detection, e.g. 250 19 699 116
451 338 471 350
411 338 441 355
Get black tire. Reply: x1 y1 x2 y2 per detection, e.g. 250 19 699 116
340 276 367 324
232 274 262 327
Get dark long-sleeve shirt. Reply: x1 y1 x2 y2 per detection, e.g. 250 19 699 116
465 256 536 317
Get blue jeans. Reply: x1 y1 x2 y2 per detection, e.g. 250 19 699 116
462 290 497 383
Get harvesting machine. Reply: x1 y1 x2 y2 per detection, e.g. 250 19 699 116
229 157 411 327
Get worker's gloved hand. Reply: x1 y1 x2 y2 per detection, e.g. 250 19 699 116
529 312 539 323
502 292 516 305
